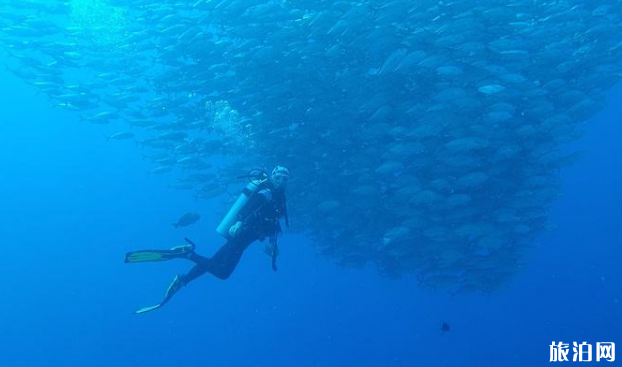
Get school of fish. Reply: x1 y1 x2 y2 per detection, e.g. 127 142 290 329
2 0 621 293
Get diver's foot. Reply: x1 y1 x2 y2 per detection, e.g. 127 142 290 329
134 275 185 315
135 303 163 315
169 244 195 258
125 244 195 263
163 274 185 302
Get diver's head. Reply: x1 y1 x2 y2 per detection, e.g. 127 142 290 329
270 165 290 190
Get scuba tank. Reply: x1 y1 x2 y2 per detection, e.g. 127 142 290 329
215 169 268 238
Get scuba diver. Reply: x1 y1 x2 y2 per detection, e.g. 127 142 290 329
125 166 290 314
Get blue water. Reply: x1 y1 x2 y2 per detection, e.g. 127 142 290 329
0 60 620 367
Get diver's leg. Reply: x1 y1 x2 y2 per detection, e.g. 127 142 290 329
186 251 210 265
174 249 211 284
135 274 184 314
181 232 256 281
180 249 227 283
135 257 199 314
134 235 255 314
180 260 211 285
204 232 256 279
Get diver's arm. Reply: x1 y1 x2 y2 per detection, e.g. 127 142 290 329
283 199 290 227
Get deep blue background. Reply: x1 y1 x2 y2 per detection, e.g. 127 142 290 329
0 57 620 366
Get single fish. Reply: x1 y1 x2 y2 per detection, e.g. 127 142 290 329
173 212 201 228
107 132 135 141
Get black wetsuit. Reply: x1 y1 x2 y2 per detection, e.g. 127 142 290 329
181 181 287 283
